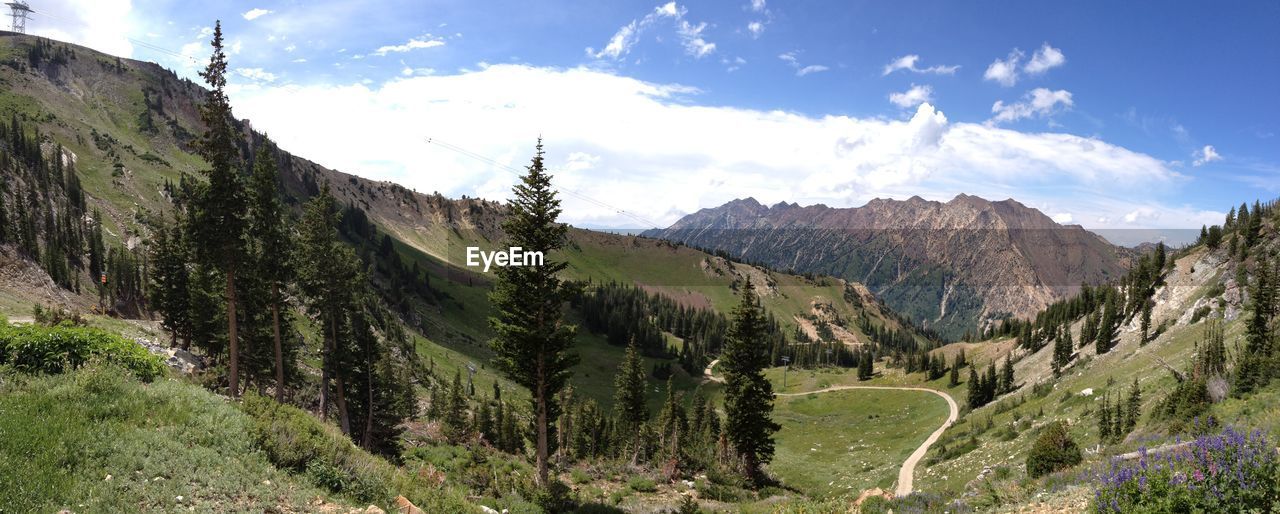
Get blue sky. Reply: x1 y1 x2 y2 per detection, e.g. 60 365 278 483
27 0 1280 243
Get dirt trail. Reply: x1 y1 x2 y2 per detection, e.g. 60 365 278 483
704 362 958 497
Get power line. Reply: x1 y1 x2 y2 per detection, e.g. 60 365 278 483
425 137 662 229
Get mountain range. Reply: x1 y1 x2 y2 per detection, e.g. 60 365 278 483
646 194 1132 338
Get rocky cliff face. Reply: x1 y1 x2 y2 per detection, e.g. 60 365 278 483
646 194 1127 338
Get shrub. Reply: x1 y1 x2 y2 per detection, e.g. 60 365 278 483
570 468 592 484
1092 427 1280 513
627 476 657 492
0 324 164 381
240 394 473 511
1026 421 1082 478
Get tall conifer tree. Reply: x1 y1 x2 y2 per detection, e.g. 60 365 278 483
488 139 578 488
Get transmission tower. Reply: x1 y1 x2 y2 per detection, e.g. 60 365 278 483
6 1 32 34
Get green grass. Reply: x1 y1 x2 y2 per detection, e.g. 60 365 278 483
768 388 950 497
0 365 343 513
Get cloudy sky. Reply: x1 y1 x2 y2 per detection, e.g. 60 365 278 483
21 0 1280 242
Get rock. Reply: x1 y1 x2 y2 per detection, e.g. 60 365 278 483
134 338 204 374
394 496 425 514
480 506 500 514
362 506 385 514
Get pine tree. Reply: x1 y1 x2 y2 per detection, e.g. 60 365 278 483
857 350 873 381
1053 325 1072 377
296 183 359 432
488 139 578 488
967 366 981 409
721 278 781 486
1139 298 1153 346
614 338 649 463
444 371 470 444
246 144 293 401
192 21 249 397
1099 393 1113 443
1125 378 1141 433
657 376 687 465
1096 298 1117 355
949 354 960 387
149 213 191 348
1000 354 1015 394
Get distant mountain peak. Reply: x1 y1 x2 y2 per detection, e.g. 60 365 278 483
645 193 1125 337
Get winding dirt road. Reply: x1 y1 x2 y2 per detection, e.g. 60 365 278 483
704 360 958 497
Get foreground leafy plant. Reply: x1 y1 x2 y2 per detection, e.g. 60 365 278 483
1092 426 1280 513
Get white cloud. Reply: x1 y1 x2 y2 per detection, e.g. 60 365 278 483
235 67 278 82
983 49 1024 87
373 36 445 56
796 64 828 76
1052 213 1074 224
242 8 272 21
989 88 1073 124
228 65 1203 232
882 54 959 76
1192 145 1222 166
26 0 134 57
889 84 934 108
750 0 767 12
747 21 765 38
779 52 827 76
587 20 641 60
1024 43 1065 74
587 3 714 60
676 20 716 58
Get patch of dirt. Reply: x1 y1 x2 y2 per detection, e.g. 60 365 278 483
636 284 713 311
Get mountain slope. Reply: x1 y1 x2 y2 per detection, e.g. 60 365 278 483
646 194 1130 338
0 32 927 410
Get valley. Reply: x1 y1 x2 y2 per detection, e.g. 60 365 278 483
1 5 1278 513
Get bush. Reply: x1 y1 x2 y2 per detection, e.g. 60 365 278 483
1026 421 1082 478
627 476 657 492
1092 427 1280 513
240 394 474 511
0 324 164 381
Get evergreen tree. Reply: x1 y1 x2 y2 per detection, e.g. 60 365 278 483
721 278 781 486
1234 255 1275 395
857 350 873 381
949 354 960 387
656 376 688 465
246 144 293 401
967 366 981 409
192 21 249 397
488 140 578 488
1096 298 1117 355
1139 298 1153 346
443 370 470 444
1099 392 1113 443
614 338 649 463
296 183 359 432
1125 378 1141 433
1000 354 1015 394
149 212 191 348
1053 325 1073 377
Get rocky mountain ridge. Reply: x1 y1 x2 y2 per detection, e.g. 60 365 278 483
646 194 1130 338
